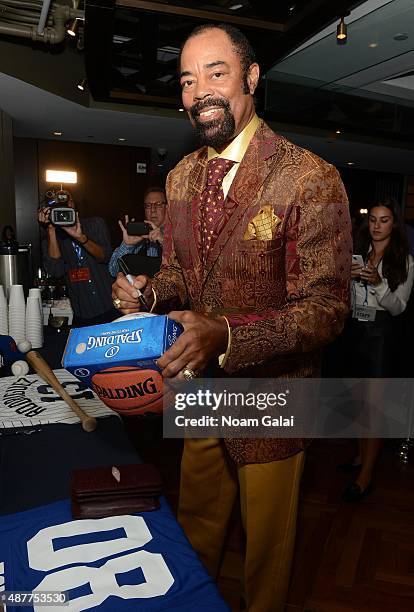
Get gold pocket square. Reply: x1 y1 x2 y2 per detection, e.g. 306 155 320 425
243 206 282 240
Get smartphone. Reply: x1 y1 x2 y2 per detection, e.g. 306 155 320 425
352 254 364 267
126 222 151 236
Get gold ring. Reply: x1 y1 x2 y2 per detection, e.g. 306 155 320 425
181 367 198 381
113 297 122 309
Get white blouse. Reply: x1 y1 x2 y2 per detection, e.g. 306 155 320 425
352 255 414 316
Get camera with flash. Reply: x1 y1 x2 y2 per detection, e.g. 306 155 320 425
45 190 76 226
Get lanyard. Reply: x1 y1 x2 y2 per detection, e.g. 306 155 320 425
363 282 369 306
72 241 84 267
361 255 382 306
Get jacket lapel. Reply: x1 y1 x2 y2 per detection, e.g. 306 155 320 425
186 149 207 289
202 122 283 284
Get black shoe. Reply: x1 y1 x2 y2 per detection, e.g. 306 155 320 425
342 482 372 502
337 459 362 473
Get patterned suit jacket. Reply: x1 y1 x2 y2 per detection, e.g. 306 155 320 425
153 120 352 464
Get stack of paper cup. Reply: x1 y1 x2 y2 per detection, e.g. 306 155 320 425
0 285 8 335
28 287 43 316
8 284 26 343
26 296 44 349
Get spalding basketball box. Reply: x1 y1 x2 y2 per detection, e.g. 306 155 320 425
62 314 183 416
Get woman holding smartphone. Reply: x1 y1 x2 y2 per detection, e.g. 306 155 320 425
342 198 414 501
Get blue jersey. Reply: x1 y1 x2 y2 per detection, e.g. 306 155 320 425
0 498 228 612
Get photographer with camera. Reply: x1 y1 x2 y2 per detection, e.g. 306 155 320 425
108 186 166 278
39 190 116 326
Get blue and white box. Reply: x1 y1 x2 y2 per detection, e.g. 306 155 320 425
62 313 183 388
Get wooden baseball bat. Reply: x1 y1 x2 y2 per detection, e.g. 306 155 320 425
26 350 97 432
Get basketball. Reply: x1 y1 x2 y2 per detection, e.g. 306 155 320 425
91 366 165 416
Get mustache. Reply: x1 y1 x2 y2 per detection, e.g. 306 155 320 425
190 98 231 120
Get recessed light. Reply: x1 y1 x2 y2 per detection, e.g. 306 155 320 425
178 108 185 112
393 33 408 41
53 131 62 136
117 137 126 142
229 3 243 9
335 129 341 134
368 42 378 48
347 161 355 166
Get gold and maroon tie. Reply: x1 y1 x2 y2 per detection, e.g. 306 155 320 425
200 157 235 260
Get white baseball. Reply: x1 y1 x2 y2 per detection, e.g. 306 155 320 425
11 360 30 376
17 340 32 353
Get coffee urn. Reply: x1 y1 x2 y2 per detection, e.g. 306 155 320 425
0 242 32 296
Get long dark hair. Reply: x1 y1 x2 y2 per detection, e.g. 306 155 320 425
355 198 409 291
1 225 16 243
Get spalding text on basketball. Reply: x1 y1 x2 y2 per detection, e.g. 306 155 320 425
92 376 158 400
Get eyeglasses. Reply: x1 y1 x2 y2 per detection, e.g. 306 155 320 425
144 201 166 211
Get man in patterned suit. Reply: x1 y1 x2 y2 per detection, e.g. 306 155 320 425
112 23 351 612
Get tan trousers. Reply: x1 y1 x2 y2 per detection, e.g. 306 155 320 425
178 438 305 612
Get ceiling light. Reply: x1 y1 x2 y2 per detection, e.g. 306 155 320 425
67 18 79 38
337 17 347 43
77 78 87 92
393 33 408 41
117 138 126 142
347 161 355 166
45 170 77 184
359 208 368 215
335 129 341 134
53 131 62 136
113 35 133 44
178 107 185 112
368 42 378 48
229 3 243 9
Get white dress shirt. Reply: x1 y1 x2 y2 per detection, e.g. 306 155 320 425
352 255 414 316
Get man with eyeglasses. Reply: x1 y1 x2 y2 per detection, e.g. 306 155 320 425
108 186 167 277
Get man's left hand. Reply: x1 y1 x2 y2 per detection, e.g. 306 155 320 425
157 311 228 379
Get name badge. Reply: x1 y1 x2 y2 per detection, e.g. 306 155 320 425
69 267 91 283
352 305 376 322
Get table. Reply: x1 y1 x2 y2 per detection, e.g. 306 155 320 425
0 417 136 515
0 407 228 610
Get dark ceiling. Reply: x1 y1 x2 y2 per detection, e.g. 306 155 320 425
85 0 362 108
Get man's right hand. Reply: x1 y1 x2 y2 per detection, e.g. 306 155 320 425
38 207 53 228
118 215 148 246
112 272 154 314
